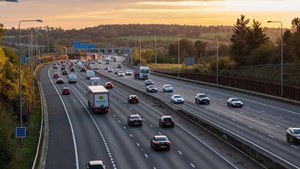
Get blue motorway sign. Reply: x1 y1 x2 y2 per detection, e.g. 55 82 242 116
21 55 26 64
16 127 26 138
73 41 95 49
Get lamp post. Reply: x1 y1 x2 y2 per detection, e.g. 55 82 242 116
177 29 180 77
216 32 219 85
267 20 283 97
155 34 157 66
18 19 43 133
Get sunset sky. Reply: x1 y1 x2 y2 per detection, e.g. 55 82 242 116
0 0 299 29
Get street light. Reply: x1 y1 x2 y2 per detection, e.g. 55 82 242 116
177 30 180 77
216 32 219 85
267 20 283 97
18 19 43 135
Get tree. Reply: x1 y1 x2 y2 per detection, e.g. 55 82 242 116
292 17 300 30
0 23 4 45
194 40 207 64
230 15 250 66
247 20 269 50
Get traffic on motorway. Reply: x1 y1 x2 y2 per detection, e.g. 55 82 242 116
38 55 300 169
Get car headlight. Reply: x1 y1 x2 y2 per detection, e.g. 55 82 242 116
297 137 300 139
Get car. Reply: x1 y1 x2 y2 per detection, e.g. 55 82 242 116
107 67 113 73
89 77 101 86
104 67 108 70
150 135 171 151
86 70 95 79
62 87 71 95
159 115 175 128
97 60 102 64
86 160 106 169
114 69 119 74
286 127 300 143
127 114 143 126
227 97 243 107
61 66 66 71
68 73 77 83
117 71 125 77
162 84 173 92
145 79 154 86
125 70 133 75
53 64 58 69
170 95 184 104
69 67 75 72
195 93 210 104
117 64 122 68
104 82 113 89
56 78 64 84
94 66 99 70
80 67 87 72
146 85 157 93
53 73 59 78
62 70 69 75
128 95 139 103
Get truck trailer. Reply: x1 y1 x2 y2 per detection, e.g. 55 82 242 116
87 86 110 113
134 66 150 80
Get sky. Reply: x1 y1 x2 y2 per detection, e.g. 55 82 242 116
0 0 299 29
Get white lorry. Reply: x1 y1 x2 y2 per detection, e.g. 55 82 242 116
87 86 110 113
134 66 150 80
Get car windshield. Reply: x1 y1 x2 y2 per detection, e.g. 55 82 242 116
163 117 173 121
131 115 140 119
199 94 207 98
156 137 168 142
141 69 149 73
232 98 240 101
293 129 300 134
174 95 181 98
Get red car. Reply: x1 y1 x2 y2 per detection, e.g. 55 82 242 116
104 82 113 89
62 87 71 95
53 73 59 78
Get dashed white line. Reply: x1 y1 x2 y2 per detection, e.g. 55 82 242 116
268 135 274 138
123 126 127 130
190 163 195 168
137 143 140 147
150 125 153 128
248 126 253 129
275 125 281 128
129 134 133 137
158 132 162 135
144 154 148 158
178 151 183 155
118 120 121 123
291 145 298 149
279 116 284 119
231 119 236 122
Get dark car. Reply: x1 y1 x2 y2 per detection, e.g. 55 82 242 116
61 66 66 71
62 70 69 75
80 67 87 72
56 78 64 84
150 135 171 151
127 114 143 126
128 95 139 103
70 67 75 72
146 85 157 93
227 97 243 107
195 93 210 104
159 115 175 128
62 87 71 95
117 64 122 68
286 127 300 143
86 160 106 169
145 79 154 86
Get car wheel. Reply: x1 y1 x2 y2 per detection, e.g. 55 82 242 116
207 101 210 105
227 103 230 107
195 99 198 104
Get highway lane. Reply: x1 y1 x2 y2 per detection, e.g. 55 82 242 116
38 61 260 169
90 56 300 168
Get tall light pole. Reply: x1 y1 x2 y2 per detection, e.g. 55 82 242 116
267 20 283 97
139 36 142 66
216 32 219 85
177 29 180 77
155 34 157 66
18 19 43 132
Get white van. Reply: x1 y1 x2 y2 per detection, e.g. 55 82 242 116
86 70 95 79
68 73 77 83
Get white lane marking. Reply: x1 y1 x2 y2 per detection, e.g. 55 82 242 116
178 151 183 155
60 71 118 169
144 154 148 158
231 119 236 122
150 125 153 128
158 132 162 135
137 143 140 147
124 126 127 130
268 135 274 138
248 126 253 129
153 167 156 169
275 125 281 128
113 114 116 117
279 116 284 119
190 163 195 168
48 68 79 169
130 134 133 137
291 145 298 149
118 120 121 123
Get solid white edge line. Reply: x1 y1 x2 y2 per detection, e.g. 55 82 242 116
47 67 79 169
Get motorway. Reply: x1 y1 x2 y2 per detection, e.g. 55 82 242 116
37 56 299 169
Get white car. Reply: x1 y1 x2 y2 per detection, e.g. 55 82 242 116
125 70 133 75
227 97 243 107
171 95 184 104
107 67 113 72
117 71 125 77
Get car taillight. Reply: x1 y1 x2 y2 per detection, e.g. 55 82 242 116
166 141 171 145
139 119 142 122
155 142 160 145
161 120 165 123
171 120 174 123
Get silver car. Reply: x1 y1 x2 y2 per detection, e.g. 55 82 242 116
227 97 243 107
162 84 173 92
171 95 184 104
